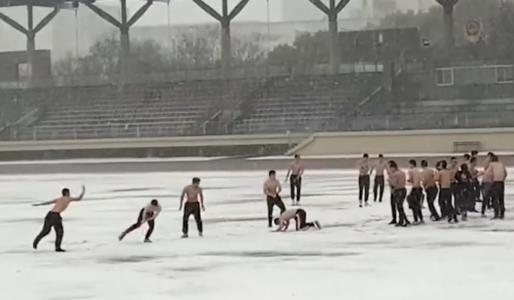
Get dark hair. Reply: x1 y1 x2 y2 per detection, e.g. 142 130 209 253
450 156 457 161
409 159 417 167
378 154 384 158
294 154 300 159
464 154 471 160
421 160 428 167
470 157 477 164
441 160 447 169
62 188 70 196
363 153 369 158
269 170 276 176
461 163 469 171
273 218 280 225
487 152 495 157
471 150 478 156
192 177 201 184
388 160 397 169
491 155 499 162
151 199 159 206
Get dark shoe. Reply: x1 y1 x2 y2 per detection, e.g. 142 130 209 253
199 232 203 237
33 241 38 250
181 234 189 238
55 248 66 252
388 220 397 225
144 239 152 243
118 233 125 241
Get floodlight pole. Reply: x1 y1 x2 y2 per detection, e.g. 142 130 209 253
0 3 60 86
192 0 251 79
435 0 458 52
307 0 350 74
83 0 154 82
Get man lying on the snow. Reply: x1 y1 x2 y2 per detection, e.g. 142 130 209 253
274 208 321 232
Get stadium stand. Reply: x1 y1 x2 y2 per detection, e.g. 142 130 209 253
4 79 260 140
232 74 381 134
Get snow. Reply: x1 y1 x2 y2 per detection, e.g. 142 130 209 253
1 169 513 300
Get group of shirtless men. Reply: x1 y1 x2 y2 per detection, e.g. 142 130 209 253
32 178 206 252
31 154 314 252
357 151 508 227
30 151 506 252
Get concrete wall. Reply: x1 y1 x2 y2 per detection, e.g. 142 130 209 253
0 133 307 160
288 128 514 156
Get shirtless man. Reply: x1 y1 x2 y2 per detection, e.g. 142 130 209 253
469 157 480 211
407 160 424 224
449 157 459 212
119 199 162 243
421 160 440 221
371 154 387 203
32 185 86 252
485 155 508 219
179 177 205 238
436 160 455 222
286 154 304 206
274 208 320 232
264 170 286 227
357 153 371 207
388 160 410 227
480 152 495 214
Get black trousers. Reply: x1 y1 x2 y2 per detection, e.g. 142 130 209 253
267 195 286 227
295 209 315 230
290 175 302 202
393 188 409 225
390 188 397 222
425 186 440 219
373 175 385 202
491 181 506 218
183 202 203 234
454 185 472 218
123 208 155 240
442 187 456 221
408 187 424 222
481 182 493 214
358 175 370 203
33 211 63 250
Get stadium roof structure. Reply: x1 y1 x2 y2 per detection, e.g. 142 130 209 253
0 0 76 8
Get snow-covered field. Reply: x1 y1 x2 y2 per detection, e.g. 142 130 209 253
1 169 513 300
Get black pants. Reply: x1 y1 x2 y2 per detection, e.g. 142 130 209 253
491 181 506 218
393 188 409 225
183 202 203 234
425 186 440 219
290 175 302 202
455 185 471 219
408 187 424 222
472 178 481 204
358 175 370 203
122 208 155 240
373 175 385 202
442 187 456 221
33 211 63 250
267 195 286 227
295 209 315 230
481 182 493 214
390 188 396 222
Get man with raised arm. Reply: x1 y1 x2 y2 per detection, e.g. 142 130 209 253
179 177 205 238
32 185 86 252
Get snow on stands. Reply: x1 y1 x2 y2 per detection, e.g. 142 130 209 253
0 170 513 300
